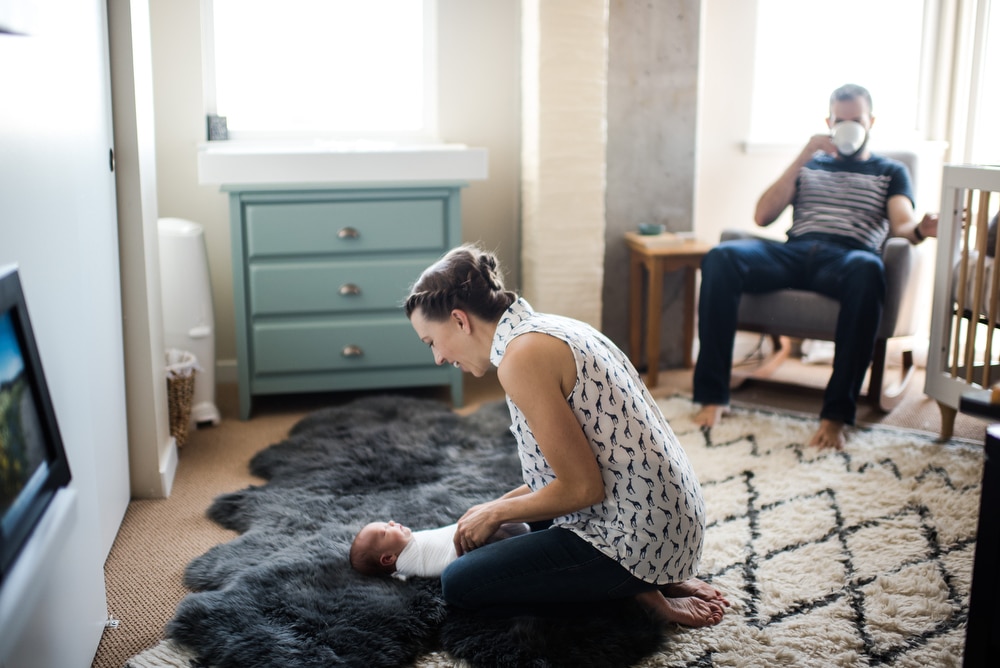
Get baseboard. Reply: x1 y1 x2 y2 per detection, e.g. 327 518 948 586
159 438 178 498
216 359 238 384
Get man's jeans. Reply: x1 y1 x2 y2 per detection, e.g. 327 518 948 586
693 237 885 425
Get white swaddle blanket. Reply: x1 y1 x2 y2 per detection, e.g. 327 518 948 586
392 523 458 580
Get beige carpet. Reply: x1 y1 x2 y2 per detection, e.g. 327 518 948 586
93 366 987 668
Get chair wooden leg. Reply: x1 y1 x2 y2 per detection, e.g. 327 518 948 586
878 350 915 412
731 335 792 386
867 340 914 413
937 401 957 442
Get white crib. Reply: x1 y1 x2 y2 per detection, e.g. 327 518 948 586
925 164 1000 439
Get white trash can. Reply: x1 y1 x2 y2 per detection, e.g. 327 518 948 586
158 217 221 427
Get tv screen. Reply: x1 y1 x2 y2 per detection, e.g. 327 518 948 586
0 266 71 583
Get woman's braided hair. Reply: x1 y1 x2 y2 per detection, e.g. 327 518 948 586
404 244 517 322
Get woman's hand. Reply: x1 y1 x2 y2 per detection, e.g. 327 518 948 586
454 502 502 555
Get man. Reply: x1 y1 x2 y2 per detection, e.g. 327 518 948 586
692 83 938 450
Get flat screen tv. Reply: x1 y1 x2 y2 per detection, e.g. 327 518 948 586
0 265 72 584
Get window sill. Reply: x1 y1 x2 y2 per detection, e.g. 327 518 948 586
197 140 489 186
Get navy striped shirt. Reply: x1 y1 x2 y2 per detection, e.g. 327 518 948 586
788 153 913 252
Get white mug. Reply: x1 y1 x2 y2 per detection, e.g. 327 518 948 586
831 121 866 157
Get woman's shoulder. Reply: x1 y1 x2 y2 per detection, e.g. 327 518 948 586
498 331 577 397
501 331 572 367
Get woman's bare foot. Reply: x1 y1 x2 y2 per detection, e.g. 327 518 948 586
693 404 728 428
809 418 846 451
636 591 725 627
661 578 731 607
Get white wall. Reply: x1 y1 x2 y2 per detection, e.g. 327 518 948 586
0 0 130 665
111 0 178 499
149 0 522 380
695 0 794 245
521 0 608 326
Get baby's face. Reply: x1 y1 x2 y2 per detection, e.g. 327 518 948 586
362 520 412 555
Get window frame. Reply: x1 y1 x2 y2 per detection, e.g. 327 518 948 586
200 0 440 144
743 0 930 151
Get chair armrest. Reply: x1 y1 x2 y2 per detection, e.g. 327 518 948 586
881 237 918 338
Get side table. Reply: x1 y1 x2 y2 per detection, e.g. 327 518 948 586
625 232 712 387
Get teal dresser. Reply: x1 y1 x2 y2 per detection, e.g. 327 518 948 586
225 183 464 419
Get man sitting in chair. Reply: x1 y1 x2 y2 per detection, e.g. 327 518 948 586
692 83 938 450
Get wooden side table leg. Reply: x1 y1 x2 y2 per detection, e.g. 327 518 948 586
682 266 696 369
645 259 664 387
628 252 643 368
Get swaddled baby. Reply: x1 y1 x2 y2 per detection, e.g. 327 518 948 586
349 520 529 579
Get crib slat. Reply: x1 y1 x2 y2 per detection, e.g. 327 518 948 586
981 192 996 387
968 193 990 383
954 189 974 378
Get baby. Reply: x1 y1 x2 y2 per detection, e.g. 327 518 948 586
350 520 530 579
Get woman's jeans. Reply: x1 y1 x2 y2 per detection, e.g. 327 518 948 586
441 526 661 616
693 237 886 425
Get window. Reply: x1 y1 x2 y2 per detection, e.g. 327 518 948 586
747 0 925 146
968 1 999 164
204 0 437 141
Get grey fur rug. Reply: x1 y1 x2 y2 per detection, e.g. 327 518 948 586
164 395 664 667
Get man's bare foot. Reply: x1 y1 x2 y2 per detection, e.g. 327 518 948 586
809 418 846 450
636 590 725 627
661 578 731 607
693 404 728 428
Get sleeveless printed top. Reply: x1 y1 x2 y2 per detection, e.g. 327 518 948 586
490 299 705 584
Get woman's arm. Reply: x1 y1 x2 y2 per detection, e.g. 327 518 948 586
453 333 604 554
500 484 531 499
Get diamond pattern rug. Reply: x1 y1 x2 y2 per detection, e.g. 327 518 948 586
622 397 981 667
128 396 983 668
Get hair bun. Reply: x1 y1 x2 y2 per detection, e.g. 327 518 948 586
478 255 503 291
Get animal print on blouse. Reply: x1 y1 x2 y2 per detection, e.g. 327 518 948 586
490 299 705 584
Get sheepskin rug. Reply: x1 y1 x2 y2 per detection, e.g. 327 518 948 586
127 395 983 668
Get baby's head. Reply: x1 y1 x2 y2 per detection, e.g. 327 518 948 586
349 521 413 576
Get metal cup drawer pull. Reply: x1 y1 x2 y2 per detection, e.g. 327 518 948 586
337 226 360 239
338 283 362 296
341 345 364 358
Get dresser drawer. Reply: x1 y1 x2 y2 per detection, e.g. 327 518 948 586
245 198 445 257
248 257 429 315
252 316 431 374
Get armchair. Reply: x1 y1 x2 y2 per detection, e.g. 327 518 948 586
721 150 922 412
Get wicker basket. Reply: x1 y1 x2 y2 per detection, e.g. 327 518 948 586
165 349 198 447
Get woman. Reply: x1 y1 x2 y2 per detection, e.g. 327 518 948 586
404 244 728 626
